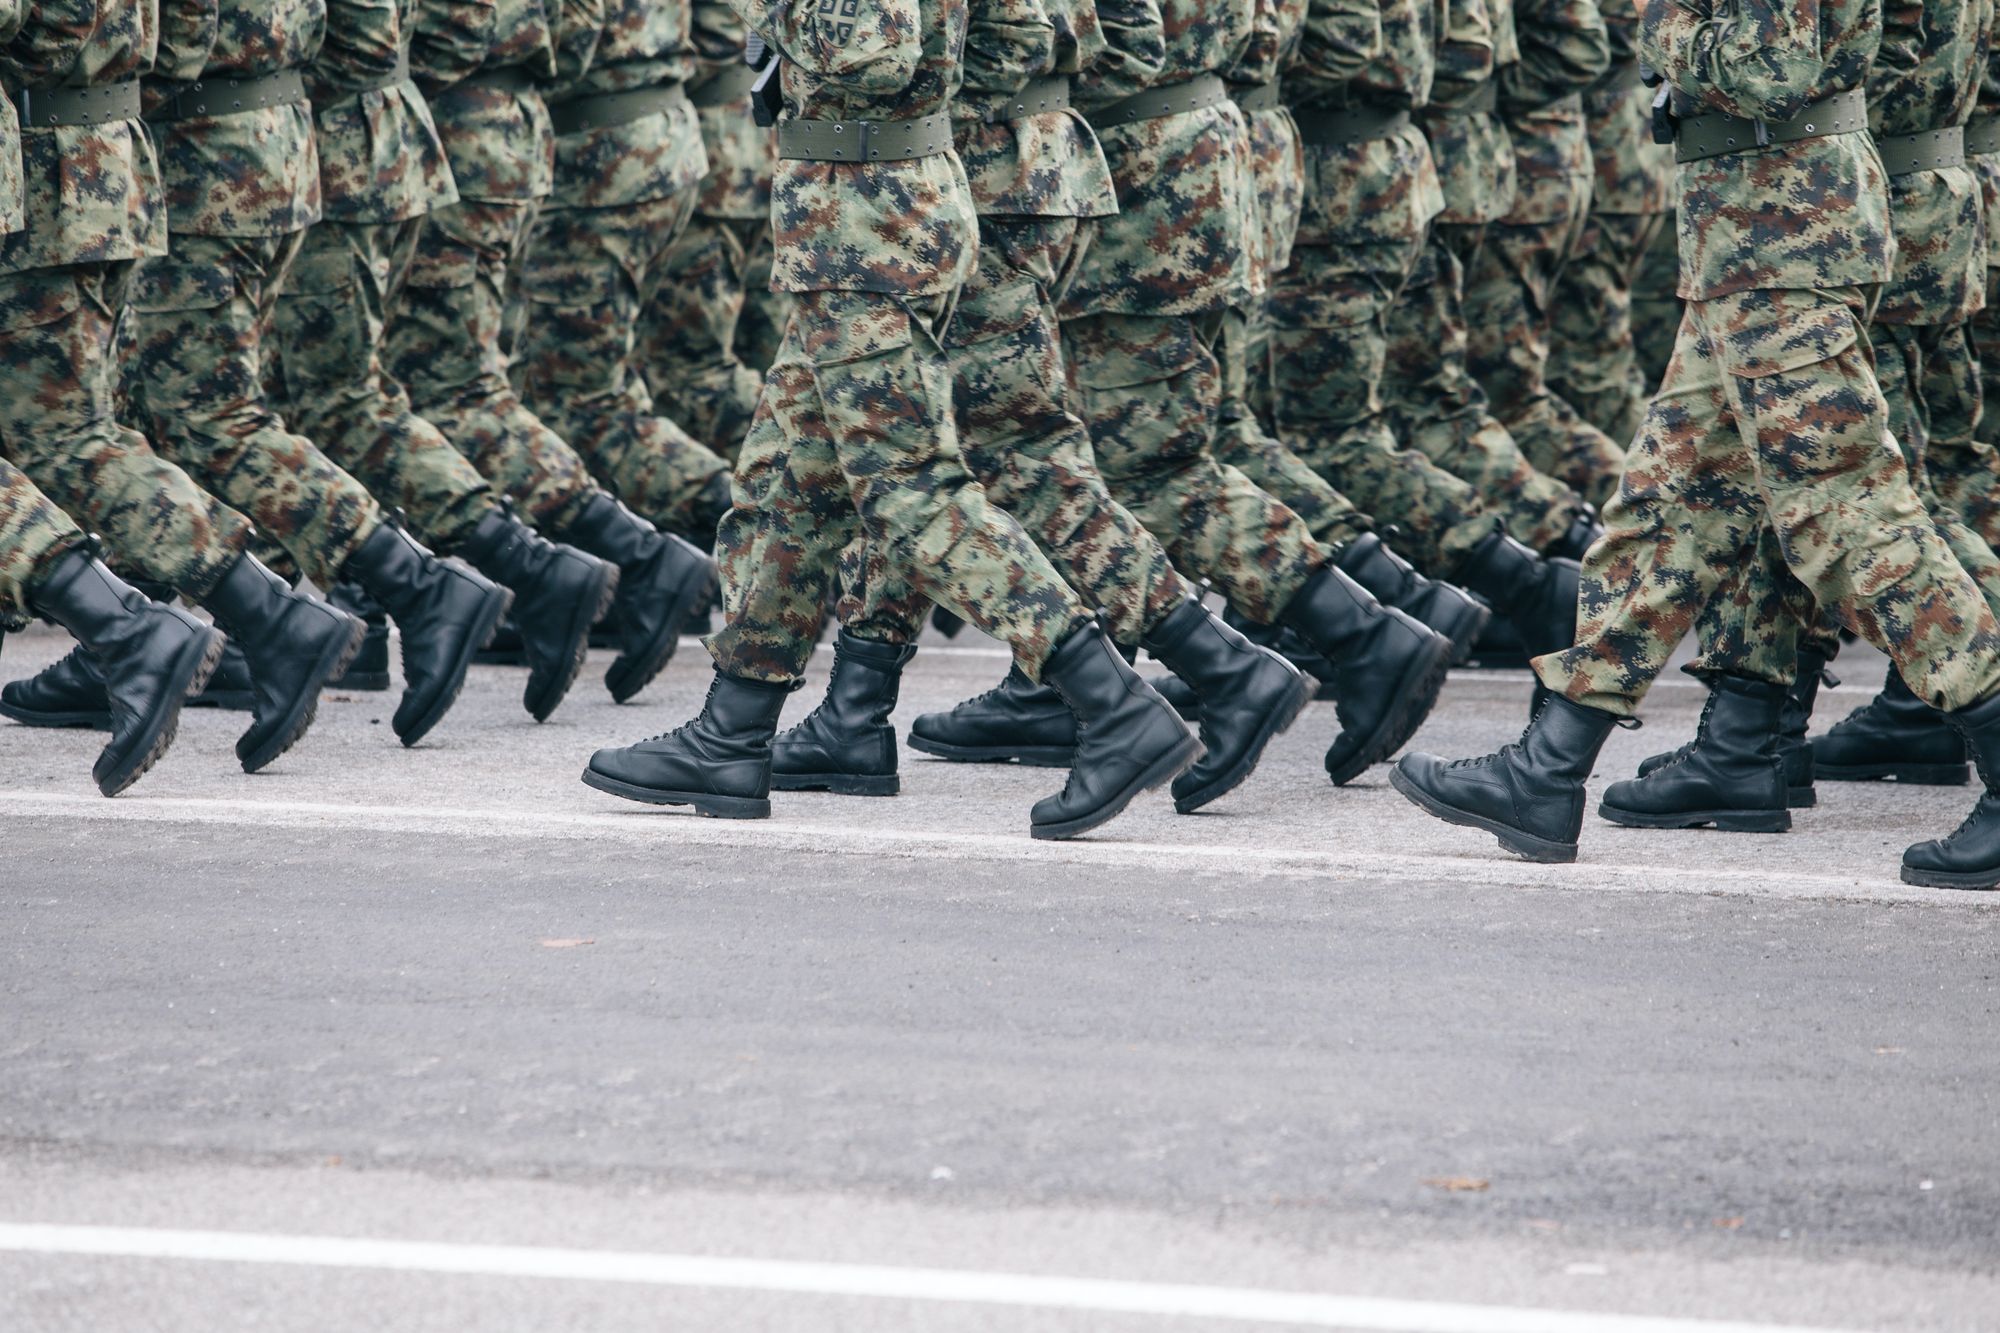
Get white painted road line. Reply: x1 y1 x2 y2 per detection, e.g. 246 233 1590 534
0 1223 1853 1333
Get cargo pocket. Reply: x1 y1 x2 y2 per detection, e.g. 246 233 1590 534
128 257 235 315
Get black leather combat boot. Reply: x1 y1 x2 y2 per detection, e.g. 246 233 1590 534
682 470 734 544
325 582 391 690
930 605 967 638
24 547 226 796
770 630 917 795
197 555 365 773
1030 622 1202 840
1142 600 1308 813
186 640 256 710
561 493 716 703
1452 529 1581 661
582 670 793 818
456 508 619 722
1636 649 1831 808
1599 676 1790 832
1902 690 2000 889
1814 664 1969 786
1389 694 1625 862
1 644 113 730
1337 533 1490 666
340 521 511 746
1279 565 1456 785
1543 505 1603 563
906 666 1078 767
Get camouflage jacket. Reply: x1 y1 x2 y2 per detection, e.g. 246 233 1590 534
953 0 1115 218
412 0 567 202
1643 0 1891 301
310 0 459 223
1284 0 1442 259
148 0 325 238
689 0 773 218
0 0 166 273
0 0 20 234
1869 0 1993 327
1581 0 1668 214
1975 7 2000 267
1229 0 1311 274
1060 0 1260 316
1425 0 1517 225
542 0 707 209
1497 0 1604 225
737 0 977 295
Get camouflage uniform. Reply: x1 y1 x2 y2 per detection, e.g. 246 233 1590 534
703 0 1094 684
0 0 253 598
842 0 1197 648
511 0 737 537
1385 0 1588 554
1629 200 1681 387
1545 0 1673 451
1057 0 1344 625
267 0 500 550
385 0 605 534
1461 0 1621 503
1953 20 2000 547
637 0 785 458
0 459 84 626
1537 0 2000 717
119 0 392 591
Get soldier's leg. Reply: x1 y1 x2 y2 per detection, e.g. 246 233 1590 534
0 264 251 596
1922 314 2000 547
737 221 787 376
0 459 85 623
1630 209 1683 391
1466 212 1627 504
1548 210 1668 449
515 192 732 539
639 211 767 463
1383 226 1584 554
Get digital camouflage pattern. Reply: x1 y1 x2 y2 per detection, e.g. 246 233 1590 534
1462 0 1618 502
1535 0 2000 717
0 0 21 234
414 0 561 203
1423 0 1515 230
1954 12 2000 546
1629 205 1681 384
308 0 460 225
706 0 1092 683
0 458 84 626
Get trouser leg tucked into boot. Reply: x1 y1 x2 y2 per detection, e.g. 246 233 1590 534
906 667 1079 767
1389 695 1624 863
24 547 226 797
456 508 619 722
561 493 716 704
1142 600 1308 814
1814 663 1969 786
341 522 512 747
1031 621 1202 840
1337 533 1490 666
1279 565 1456 785
771 630 917 796
1902 690 2000 890
1599 676 1790 832
582 669 793 819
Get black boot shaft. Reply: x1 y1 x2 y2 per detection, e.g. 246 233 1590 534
1336 533 1422 606
1143 600 1309 814
457 508 618 722
560 492 715 704
771 630 917 794
1814 661 1968 785
1599 677 1790 831
197 554 365 772
1902 690 2000 889
1452 530 1580 660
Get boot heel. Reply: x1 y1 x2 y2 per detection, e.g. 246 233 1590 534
1818 761 1971 785
772 772 900 796
1712 810 1791 833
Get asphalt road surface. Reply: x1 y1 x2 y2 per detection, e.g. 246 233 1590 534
1 616 1995 1333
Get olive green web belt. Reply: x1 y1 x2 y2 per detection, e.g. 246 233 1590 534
145 70 307 124
1875 125 1966 177
777 110 953 162
1673 87 1867 163
1083 73 1229 132
14 79 141 129
549 83 692 136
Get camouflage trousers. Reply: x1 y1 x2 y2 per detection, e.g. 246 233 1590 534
1265 236 1494 578
1465 200 1627 506
641 213 785 463
117 233 385 589
1387 223 1583 552
1955 252 2000 544
268 217 497 550
1536 286 2000 716
707 287 1091 684
0 457 84 625
386 199 601 534
844 216 1190 648
1548 209 1671 452
1063 308 1331 625
1630 212 1683 410
515 189 733 538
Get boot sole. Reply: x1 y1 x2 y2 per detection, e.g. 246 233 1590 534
240 617 368 775
1900 864 2000 890
1030 733 1203 841
1327 633 1455 787
771 772 900 796
607 560 715 705
1597 801 1791 833
905 735 1074 768
1816 761 1970 786
0 701 113 731
399 587 513 748
1387 764 1578 863
525 563 621 724
1173 674 1313 815
97 630 227 798
580 766 771 818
